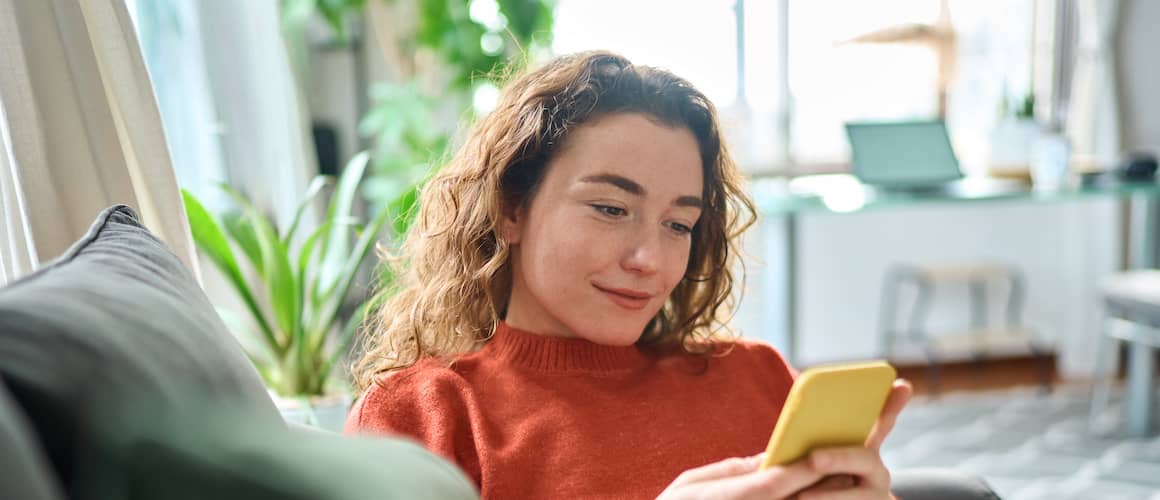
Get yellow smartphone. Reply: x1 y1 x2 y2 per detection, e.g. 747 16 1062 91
759 360 896 469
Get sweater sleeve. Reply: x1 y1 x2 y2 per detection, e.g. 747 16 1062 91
344 366 483 486
733 339 798 392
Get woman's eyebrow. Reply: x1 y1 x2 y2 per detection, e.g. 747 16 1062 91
674 195 703 209
579 173 703 208
579 173 644 195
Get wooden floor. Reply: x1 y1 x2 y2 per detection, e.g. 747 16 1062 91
894 354 1059 396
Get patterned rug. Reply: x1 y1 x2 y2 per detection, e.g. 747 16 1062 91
881 384 1160 499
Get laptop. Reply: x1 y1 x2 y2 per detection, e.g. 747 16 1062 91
845 120 963 192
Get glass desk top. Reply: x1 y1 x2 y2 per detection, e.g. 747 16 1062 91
748 174 1160 215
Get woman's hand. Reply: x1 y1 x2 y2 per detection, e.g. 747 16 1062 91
866 379 913 452
656 453 827 500
657 379 913 500
787 378 914 499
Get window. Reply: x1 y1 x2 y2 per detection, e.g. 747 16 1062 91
553 0 740 106
787 0 943 165
552 0 1050 176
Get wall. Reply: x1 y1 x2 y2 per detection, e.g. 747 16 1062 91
1120 0 1160 156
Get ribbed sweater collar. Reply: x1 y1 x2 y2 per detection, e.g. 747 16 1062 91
485 322 650 373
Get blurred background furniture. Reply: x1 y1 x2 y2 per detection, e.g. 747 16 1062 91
878 261 1053 396
746 175 1160 390
1089 269 1160 437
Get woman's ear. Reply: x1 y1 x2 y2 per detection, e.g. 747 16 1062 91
499 202 523 245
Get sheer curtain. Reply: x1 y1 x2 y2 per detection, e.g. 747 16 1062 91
128 0 229 210
127 0 318 224
0 0 197 285
193 0 318 223
1066 0 1122 166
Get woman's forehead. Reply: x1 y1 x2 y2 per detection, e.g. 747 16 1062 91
548 113 704 194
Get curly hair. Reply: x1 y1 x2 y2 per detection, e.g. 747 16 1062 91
352 51 757 392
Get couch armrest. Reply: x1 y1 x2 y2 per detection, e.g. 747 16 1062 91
0 378 64 500
892 468 1001 500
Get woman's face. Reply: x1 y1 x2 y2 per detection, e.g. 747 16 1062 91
502 112 704 345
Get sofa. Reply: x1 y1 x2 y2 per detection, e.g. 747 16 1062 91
0 205 999 499
0 205 476 499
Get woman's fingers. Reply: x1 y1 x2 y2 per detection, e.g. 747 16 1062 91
802 473 857 492
866 379 913 451
806 447 891 492
723 461 831 499
797 486 884 500
659 455 829 500
670 454 764 484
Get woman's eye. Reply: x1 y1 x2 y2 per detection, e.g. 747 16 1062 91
593 205 627 217
669 222 693 235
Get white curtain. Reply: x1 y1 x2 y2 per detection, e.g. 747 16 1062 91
120 0 319 320
193 0 318 223
128 0 229 211
1066 0 1122 167
0 0 198 285
125 0 318 241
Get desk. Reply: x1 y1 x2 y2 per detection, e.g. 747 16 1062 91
750 174 1160 436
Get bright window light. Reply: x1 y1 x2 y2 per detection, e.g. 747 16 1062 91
552 0 739 108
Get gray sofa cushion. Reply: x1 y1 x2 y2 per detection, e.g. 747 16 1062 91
0 205 279 494
0 204 478 500
95 404 478 500
0 378 64 500
892 468 1000 500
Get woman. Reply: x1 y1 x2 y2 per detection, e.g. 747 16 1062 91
346 51 910 499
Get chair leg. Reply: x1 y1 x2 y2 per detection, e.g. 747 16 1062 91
926 348 943 397
1032 342 1053 395
967 277 987 384
968 277 987 332
908 276 937 395
1089 319 1118 435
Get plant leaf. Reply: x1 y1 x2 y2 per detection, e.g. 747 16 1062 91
279 0 317 31
222 211 265 277
252 208 300 354
317 296 376 392
317 151 370 299
283 175 331 245
297 222 331 309
217 184 298 352
296 220 335 357
388 182 420 239
181 189 280 354
218 183 275 237
310 201 392 354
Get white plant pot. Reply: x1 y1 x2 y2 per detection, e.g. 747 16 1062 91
988 119 1043 178
272 391 352 432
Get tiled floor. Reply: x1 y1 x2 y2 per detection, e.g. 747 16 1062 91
881 384 1160 499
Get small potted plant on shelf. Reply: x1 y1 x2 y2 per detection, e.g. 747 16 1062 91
182 152 405 430
988 89 1043 180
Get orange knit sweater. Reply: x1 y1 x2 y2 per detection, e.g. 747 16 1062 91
345 323 796 499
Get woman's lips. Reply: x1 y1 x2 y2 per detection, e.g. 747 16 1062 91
595 285 652 311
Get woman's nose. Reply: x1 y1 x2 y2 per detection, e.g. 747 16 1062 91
621 230 661 275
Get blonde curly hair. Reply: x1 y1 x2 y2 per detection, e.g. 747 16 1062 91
352 51 757 392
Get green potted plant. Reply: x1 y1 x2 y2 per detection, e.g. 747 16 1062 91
988 87 1042 179
182 152 399 430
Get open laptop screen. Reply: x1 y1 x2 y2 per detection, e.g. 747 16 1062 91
845 120 963 188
